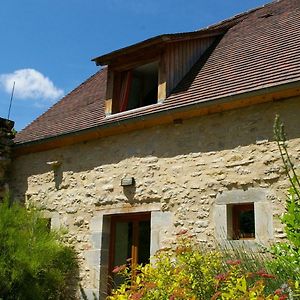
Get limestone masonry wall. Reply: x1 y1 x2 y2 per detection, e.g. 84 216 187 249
0 118 14 199
10 96 300 298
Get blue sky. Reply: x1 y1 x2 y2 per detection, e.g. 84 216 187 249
0 0 271 131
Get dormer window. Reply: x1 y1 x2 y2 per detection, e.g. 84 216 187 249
112 61 159 113
92 32 219 116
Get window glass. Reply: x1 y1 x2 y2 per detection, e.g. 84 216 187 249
227 203 255 240
114 62 158 113
110 213 151 288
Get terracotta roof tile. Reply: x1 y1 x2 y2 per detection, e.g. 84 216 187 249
15 70 106 143
15 0 300 144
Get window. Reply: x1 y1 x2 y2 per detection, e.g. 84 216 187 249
214 188 273 245
112 61 159 114
227 203 255 240
109 213 151 288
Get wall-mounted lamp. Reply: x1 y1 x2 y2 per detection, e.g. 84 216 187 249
121 177 135 187
46 161 61 170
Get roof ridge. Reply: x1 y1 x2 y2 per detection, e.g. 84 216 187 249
202 0 279 31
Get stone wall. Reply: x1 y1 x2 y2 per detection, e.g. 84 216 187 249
10 96 300 299
0 118 14 199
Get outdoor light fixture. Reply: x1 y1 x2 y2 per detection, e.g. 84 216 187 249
46 161 61 169
121 177 135 187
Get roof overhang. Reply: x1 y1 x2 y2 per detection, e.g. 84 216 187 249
92 29 225 66
13 79 300 157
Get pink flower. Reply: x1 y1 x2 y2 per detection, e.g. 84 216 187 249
112 264 126 273
131 292 143 300
226 259 241 265
256 270 276 278
274 289 283 295
176 229 188 235
261 273 276 279
256 269 266 276
215 273 227 281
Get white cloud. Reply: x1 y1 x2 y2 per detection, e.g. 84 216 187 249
0 69 64 102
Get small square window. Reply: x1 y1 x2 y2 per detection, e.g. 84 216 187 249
227 203 255 240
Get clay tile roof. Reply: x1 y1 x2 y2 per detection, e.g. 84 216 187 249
15 0 300 145
15 70 106 143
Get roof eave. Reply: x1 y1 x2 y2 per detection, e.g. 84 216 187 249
13 79 300 156
92 29 226 66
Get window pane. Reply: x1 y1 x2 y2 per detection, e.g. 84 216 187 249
114 221 132 267
239 209 255 238
112 221 132 287
230 203 255 240
110 214 151 289
138 220 151 265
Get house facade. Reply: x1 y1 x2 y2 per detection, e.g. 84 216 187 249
8 0 300 298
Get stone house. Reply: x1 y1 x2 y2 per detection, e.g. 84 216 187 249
5 0 300 298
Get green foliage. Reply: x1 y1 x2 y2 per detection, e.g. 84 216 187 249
0 197 78 300
270 115 300 281
213 261 290 300
107 235 291 300
107 234 223 300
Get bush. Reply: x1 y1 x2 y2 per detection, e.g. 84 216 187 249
107 233 291 300
269 116 300 283
108 233 223 300
0 197 78 300
212 260 291 300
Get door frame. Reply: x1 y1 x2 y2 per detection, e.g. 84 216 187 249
108 212 151 288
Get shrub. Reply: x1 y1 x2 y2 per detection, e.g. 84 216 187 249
213 260 290 300
0 197 78 300
107 236 292 300
269 116 300 282
107 233 223 300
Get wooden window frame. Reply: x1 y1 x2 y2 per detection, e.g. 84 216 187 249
108 212 151 285
105 52 167 115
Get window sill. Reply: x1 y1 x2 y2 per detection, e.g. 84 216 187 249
105 102 163 119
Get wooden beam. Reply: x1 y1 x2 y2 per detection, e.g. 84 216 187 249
158 52 167 102
105 99 112 116
105 68 114 116
92 30 225 66
109 48 162 72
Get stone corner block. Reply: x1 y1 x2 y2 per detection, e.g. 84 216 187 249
90 215 103 232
